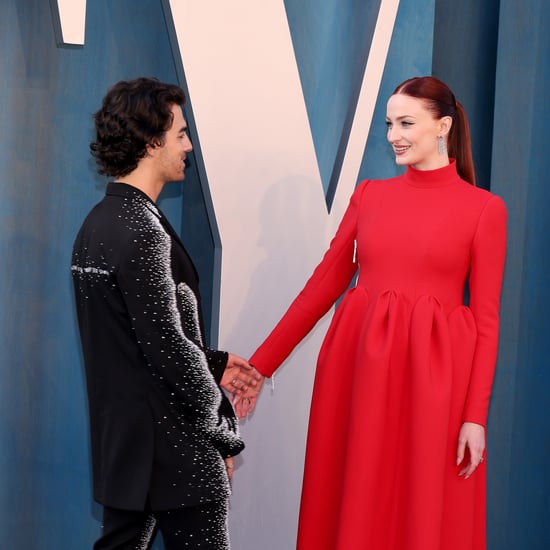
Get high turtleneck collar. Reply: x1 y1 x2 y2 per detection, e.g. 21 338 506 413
404 159 460 188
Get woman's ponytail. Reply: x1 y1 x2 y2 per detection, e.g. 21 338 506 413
448 101 476 186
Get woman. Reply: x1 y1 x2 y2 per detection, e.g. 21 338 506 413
242 76 507 550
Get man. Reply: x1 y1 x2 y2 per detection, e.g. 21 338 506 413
72 77 259 549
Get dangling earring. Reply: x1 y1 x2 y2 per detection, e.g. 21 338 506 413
437 135 447 155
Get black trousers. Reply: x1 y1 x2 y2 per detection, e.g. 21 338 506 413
93 499 230 550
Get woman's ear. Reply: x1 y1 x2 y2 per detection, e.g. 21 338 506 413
439 115 453 136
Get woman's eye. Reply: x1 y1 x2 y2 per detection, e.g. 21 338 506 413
401 121 413 127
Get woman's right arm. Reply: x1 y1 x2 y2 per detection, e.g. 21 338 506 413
249 180 370 378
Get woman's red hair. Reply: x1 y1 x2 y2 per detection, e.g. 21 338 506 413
393 76 476 186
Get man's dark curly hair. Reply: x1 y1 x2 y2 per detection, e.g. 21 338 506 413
90 77 186 177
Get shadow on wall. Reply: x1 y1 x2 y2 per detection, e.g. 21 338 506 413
225 174 333 550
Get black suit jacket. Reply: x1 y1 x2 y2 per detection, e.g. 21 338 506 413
72 182 244 511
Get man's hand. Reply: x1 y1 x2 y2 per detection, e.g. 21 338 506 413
220 353 263 397
225 456 235 481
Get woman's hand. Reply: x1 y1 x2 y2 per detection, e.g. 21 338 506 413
456 421 485 479
234 378 265 419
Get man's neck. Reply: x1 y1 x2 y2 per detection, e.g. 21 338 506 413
115 165 164 203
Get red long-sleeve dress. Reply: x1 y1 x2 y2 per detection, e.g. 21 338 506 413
250 161 507 550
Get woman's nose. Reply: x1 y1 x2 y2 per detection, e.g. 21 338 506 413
387 126 399 142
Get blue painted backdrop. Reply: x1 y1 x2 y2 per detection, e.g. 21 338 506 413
433 2 550 547
0 0 548 548
486 1 550 548
285 0 382 208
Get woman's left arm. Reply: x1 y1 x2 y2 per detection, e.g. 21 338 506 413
462 194 507 426
457 195 507 477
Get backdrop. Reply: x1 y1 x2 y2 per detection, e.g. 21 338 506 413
0 1 547 548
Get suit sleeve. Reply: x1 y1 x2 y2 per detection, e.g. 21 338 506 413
117 222 243 457
204 349 229 385
463 194 507 426
250 181 369 377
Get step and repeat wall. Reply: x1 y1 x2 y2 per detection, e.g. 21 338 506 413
0 1 547 548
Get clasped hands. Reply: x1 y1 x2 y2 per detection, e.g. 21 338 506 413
222 353 265 419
